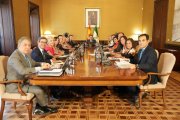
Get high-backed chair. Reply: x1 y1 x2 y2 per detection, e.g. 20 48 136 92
155 49 159 59
0 56 35 120
139 53 176 107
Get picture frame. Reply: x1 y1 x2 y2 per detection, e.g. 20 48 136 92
85 8 100 27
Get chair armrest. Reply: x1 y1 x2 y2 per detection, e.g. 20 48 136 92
147 72 171 76
144 72 171 86
0 80 26 96
0 80 23 84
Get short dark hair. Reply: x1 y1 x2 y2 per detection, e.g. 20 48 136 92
138 34 149 40
118 32 124 36
120 35 127 41
38 36 47 42
126 38 134 47
64 32 69 38
57 35 62 38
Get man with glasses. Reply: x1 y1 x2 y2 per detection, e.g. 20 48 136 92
31 37 54 64
6 36 58 115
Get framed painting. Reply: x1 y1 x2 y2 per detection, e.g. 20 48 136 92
85 8 100 27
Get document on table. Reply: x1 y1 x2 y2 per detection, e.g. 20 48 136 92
37 69 63 76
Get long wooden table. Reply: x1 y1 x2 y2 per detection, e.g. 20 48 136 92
30 49 148 86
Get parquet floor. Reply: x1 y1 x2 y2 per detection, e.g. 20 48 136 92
2 72 180 120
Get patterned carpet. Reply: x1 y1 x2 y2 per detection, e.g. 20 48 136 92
2 73 180 120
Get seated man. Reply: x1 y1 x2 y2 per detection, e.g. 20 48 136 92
129 34 159 106
31 37 54 64
86 35 96 47
6 36 58 115
68 34 77 48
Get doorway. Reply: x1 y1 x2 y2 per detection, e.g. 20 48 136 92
29 2 40 48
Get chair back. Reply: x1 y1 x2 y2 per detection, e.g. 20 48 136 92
155 49 159 59
0 56 8 81
0 56 9 95
158 53 176 87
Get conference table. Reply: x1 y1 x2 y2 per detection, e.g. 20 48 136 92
30 48 148 107
30 48 148 87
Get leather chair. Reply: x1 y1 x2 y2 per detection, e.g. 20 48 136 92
0 56 35 120
139 53 176 107
155 49 159 59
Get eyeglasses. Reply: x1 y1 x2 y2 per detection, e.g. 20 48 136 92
40 41 47 44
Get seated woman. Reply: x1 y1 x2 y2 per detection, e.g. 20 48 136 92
45 37 56 56
108 37 119 52
108 34 115 48
114 38 135 60
118 35 127 53
117 32 125 41
54 37 64 56
109 35 127 56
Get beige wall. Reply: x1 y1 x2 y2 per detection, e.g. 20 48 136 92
12 0 42 42
12 0 29 41
142 0 154 40
42 0 143 40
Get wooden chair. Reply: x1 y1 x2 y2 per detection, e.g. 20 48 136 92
0 56 35 120
139 53 176 107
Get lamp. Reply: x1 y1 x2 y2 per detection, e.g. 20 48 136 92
44 30 52 35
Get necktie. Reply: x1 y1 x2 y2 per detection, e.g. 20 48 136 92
138 49 144 61
42 50 46 60
25 55 32 67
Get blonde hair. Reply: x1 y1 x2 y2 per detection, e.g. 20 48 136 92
17 36 31 48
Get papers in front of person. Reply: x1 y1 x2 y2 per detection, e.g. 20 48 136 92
108 57 120 61
89 53 95 56
52 60 64 64
115 61 131 69
104 51 111 55
108 57 130 62
37 68 63 76
59 54 69 58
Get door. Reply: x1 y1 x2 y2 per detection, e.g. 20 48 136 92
29 2 40 48
0 0 16 55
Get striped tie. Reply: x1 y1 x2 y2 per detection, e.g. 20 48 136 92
25 55 32 67
138 49 144 61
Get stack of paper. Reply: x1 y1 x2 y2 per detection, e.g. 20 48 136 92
37 69 63 76
115 61 131 69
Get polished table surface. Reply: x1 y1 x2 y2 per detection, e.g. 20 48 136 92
30 49 148 86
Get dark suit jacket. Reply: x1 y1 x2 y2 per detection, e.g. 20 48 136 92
114 43 123 52
86 39 96 47
131 45 159 84
31 47 53 63
68 40 77 47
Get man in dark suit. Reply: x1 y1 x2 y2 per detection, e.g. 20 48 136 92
130 34 159 106
68 35 77 48
130 34 159 84
31 37 53 64
86 35 96 47
6 36 58 115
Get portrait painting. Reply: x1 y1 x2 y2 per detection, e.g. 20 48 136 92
85 8 100 27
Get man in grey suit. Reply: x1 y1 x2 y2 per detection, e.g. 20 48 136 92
6 36 58 115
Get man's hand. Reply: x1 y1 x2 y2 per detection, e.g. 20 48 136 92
129 63 136 69
41 63 51 69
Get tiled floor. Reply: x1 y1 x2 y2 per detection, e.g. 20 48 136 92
2 72 180 120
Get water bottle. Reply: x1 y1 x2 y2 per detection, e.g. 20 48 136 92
95 47 102 65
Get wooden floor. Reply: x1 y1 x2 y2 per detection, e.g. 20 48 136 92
2 71 180 120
